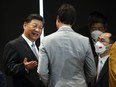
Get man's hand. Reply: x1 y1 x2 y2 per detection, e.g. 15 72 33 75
23 58 37 70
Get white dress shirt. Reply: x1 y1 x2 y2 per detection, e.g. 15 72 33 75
22 34 39 59
97 55 109 79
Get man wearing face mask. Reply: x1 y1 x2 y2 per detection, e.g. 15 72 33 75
92 32 116 87
88 11 108 57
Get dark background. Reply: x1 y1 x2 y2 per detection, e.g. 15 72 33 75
1 0 116 87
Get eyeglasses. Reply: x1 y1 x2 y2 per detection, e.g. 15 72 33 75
97 37 109 43
28 23 43 30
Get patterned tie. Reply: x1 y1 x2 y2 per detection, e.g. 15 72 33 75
31 42 39 59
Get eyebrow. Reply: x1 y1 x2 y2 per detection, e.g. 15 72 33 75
98 37 109 43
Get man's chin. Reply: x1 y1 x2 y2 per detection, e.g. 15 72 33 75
32 37 39 41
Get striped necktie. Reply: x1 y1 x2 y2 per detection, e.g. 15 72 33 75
31 43 39 59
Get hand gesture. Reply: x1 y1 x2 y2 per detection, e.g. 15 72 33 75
23 58 37 70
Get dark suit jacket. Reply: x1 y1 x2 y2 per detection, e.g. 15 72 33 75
92 57 109 87
0 71 7 87
3 36 45 87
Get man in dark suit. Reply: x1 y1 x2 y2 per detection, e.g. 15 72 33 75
92 32 116 87
3 14 45 87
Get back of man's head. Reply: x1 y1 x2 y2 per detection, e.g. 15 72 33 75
56 4 76 25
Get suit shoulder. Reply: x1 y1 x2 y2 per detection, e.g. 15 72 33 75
5 36 22 48
8 38 19 44
74 32 89 40
43 32 57 40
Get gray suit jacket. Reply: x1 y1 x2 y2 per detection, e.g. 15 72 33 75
37 27 96 87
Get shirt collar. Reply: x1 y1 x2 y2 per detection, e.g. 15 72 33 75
59 25 71 30
22 34 35 47
99 55 109 64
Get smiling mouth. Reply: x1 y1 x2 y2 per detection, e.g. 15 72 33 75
32 32 39 36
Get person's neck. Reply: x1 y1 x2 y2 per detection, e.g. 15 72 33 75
58 23 71 29
23 33 35 42
100 50 110 58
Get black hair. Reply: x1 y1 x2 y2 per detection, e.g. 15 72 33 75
88 11 108 29
25 14 44 23
56 4 76 25
109 34 116 44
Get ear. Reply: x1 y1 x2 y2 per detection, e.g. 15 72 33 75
23 22 27 30
56 16 60 22
103 28 107 32
107 44 112 50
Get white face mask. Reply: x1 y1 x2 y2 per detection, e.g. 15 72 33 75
91 30 103 43
95 41 106 54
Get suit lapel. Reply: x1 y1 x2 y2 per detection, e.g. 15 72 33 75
97 58 108 82
18 36 37 58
